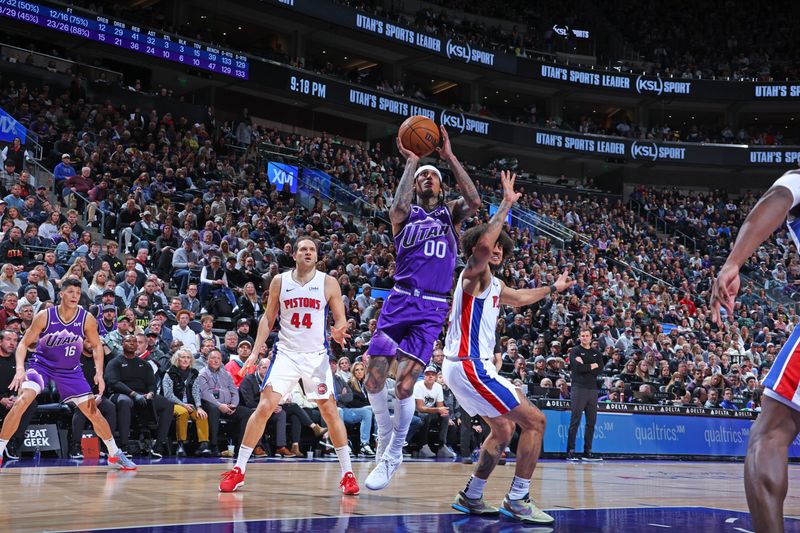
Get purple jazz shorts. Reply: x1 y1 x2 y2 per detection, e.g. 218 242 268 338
367 290 449 366
25 361 92 404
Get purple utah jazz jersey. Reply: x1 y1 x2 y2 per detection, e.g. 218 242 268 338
31 306 87 371
394 204 457 294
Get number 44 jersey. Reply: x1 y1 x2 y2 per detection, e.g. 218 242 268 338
277 270 329 354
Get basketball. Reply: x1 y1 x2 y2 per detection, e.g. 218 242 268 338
399 115 440 158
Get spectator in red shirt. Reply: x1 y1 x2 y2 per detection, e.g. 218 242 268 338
679 292 696 316
224 339 255 387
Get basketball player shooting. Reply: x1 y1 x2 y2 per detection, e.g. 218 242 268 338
219 238 359 495
443 171 572 524
0 278 136 469
711 169 800 533
364 125 481 491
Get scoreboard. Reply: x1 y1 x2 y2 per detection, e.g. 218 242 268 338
0 0 249 79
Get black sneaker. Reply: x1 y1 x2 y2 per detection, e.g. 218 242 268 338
566 451 581 462
582 452 603 462
461 456 473 465
4 443 19 461
69 444 84 460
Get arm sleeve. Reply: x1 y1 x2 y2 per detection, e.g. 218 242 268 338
569 348 593 373
192 378 203 408
225 374 239 408
198 372 220 407
773 170 800 209
172 249 188 269
161 374 181 404
144 364 156 393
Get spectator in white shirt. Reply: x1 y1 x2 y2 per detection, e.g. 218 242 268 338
172 309 199 353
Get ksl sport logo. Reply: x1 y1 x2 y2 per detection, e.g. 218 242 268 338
630 141 658 161
440 109 466 133
636 76 664 95
446 39 472 64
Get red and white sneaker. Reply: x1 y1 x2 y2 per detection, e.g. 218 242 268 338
219 467 245 492
340 471 360 495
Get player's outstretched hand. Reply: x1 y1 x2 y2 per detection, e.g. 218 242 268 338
396 135 419 162
711 263 740 326
554 270 576 293
331 324 351 347
500 170 521 205
9 369 25 392
435 125 454 160
240 352 259 377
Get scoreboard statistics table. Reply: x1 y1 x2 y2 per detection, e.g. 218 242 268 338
0 0 249 79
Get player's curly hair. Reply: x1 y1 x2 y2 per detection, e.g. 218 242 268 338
460 224 513 262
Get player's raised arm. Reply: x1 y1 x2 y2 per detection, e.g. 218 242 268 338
83 313 106 396
500 270 575 307
463 170 519 280
438 126 481 225
325 275 351 347
241 274 282 375
389 135 420 234
711 175 797 325
9 309 47 391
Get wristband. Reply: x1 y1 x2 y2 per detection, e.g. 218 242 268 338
549 284 557 294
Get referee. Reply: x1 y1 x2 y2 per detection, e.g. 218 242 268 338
566 326 603 462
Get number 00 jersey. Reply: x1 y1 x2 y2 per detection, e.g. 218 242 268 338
277 270 328 354
443 272 502 360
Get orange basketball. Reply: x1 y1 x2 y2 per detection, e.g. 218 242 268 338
398 115 440 158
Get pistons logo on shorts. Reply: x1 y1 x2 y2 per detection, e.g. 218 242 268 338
317 383 328 395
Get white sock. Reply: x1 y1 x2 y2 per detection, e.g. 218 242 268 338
0 439 7 457
464 475 487 499
385 396 415 460
335 445 352 476
235 445 253 472
103 438 119 456
368 387 393 445
508 475 530 500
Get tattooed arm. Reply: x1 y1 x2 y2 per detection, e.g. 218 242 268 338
438 126 481 225
389 135 420 235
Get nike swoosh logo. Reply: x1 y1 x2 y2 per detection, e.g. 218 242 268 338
286 288 296 292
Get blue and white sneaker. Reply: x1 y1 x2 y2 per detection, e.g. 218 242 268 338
108 451 137 471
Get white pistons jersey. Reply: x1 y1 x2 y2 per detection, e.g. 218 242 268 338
444 271 502 360
277 269 328 354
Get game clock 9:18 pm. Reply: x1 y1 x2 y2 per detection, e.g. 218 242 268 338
289 75 328 99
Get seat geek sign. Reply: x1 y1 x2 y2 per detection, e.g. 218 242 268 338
20 424 62 452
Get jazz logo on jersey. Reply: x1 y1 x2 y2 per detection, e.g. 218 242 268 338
401 223 448 248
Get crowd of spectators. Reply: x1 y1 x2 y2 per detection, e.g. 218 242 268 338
0 60 792 462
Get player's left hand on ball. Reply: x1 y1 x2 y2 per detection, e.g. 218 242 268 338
435 125 453 160
331 324 351 347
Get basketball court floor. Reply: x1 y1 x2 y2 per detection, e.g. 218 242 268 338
2 456 799 532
